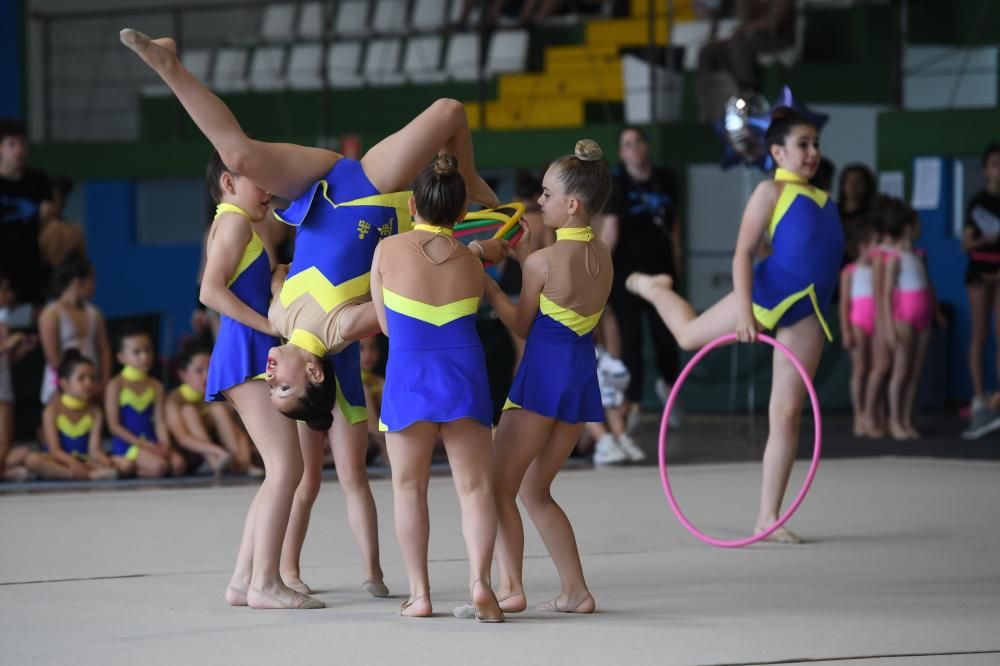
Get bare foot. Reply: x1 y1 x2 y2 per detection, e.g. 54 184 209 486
498 591 527 613
399 595 432 618
536 592 595 614
467 175 499 209
888 420 910 441
471 580 504 623
625 272 673 300
755 524 803 544
904 423 920 439
867 424 886 439
852 415 865 437
247 585 324 609
119 29 178 73
225 584 248 606
282 574 312 595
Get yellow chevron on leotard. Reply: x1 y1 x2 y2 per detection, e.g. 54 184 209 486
57 413 93 439
382 289 479 326
119 386 156 412
752 283 834 342
769 168 829 239
227 231 265 288
279 268 371 313
273 182 414 233
502 397 522 411
539 294 603 336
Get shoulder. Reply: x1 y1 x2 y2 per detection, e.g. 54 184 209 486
523 249 549 278
214 212 252 241
43 402 57 418
150 378 165 393
88 404 103 419
39 303 58 321
106 375 123 392
751 180 783 208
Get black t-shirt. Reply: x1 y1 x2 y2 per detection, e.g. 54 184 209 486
0 168 51 305
609 165 679 278
964 190 1000 254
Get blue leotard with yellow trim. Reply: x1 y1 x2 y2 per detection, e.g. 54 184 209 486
273 158 412 421
504 226 610 424
205 203 279 401
378 225 493 432
53 394 93 458
751 168 845 340
110 368 155 458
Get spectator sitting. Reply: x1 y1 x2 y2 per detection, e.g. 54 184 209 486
165 341 259 476
0 271 39 481
0 118 53 310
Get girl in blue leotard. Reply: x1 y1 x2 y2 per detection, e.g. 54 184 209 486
626 108 844 543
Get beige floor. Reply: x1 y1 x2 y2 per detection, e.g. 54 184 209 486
2 457 999 665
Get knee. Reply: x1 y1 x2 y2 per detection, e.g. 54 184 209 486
23 452 42 471
433 98 465 123
336 463 370 495
295 470 321 504
145 458 169 478
675 330 701 352
119 459 137 477
769 403 802 432
518 486 552 514
455 474 492 500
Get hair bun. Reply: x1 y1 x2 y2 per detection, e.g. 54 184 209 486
432 154 459 177
575 139 603 162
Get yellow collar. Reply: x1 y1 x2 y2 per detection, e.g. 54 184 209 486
178 383 204 403
122 365 147 382
413 223 454 237
775 168 807 184
288 328 328 358
556 226 594 242
215 202 253 221
61 393 88 410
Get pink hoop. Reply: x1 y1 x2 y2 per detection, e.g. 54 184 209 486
659 333 822 548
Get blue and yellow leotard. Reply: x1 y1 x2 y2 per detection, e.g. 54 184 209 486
205 203 279 400
110 365 154 459
751 168 845 340
53 393 93 458
272 157 412 419
377 224 493 432
504 226 612 424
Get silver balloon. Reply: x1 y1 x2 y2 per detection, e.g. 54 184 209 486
722 93 771 165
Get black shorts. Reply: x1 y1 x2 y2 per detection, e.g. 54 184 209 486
965 259 1000 286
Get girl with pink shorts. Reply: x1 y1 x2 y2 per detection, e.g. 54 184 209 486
839 226 879 436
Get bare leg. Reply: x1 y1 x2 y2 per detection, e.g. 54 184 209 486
119 29 338 200
863 330 893 438
227 491 259 605
492 409 555 612
903 328 931 437
848 327 870 436
177 404 232 472
887 324 915 441
441 418 504 622
134 449 169 478
280 424 325 595
967 284 990 401
0 403 20 480
206 403 252 473
329 418 386 593
626 276 742 351
386 422 437 617
360 98 498 207
521 420 596 613
226 381 322 609
755 315 824 543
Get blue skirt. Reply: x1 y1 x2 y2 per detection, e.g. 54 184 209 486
206 316 278 401
380 345 493 432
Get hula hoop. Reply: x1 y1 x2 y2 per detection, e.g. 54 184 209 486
659 333 822 548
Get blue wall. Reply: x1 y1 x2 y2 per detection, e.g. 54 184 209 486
83 180 202 356
0 0 23 119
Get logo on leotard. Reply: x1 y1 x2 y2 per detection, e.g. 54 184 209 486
378 220 393 238
358 220 371 239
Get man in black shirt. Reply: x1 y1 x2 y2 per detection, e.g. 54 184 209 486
0 118 52 308
601 126 682 432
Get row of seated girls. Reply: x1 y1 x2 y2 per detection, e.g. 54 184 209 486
841 195 943 440
14 332 259 481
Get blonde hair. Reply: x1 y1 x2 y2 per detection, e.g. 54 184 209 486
550 139 611 215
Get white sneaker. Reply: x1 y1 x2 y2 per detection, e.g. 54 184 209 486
592 434 627 465
616 433 646 462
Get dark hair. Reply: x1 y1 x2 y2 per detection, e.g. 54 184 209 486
0 118 27 142
617 125 649 146
51 252 92 297
176 340 211 371
412 155 466 226
206 150 236 204
51 177 74 201
280 356 337 431
837 164 877 209
514 170 542 202
57 348 94 380
765 108 816 152
550 139 612 215
116 322 152 352
982 142 1000 166
876 196 917 240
